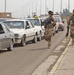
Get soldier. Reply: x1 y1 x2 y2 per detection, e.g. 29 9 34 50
43 11 56 48
68 10 74 45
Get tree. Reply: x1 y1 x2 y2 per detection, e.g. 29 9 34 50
61 8 70 18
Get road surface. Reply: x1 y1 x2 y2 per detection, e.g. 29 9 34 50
0 26 67 75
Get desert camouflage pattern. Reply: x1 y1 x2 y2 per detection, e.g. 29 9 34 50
68 14 74 45
44 24 54 46
68 14 74 38
44 17 56 47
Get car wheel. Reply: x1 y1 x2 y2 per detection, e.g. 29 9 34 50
56 30 58 33
62 29 64 31
38 33 42 41
20 36 26 46
7 41 13 51
53 33 55 36
33 34 37 43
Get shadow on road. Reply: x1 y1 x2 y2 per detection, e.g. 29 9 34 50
0 50 10 54
30 47 49 51
14 44 23 48
14 41 34 48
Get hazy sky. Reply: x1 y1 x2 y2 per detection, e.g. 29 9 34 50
0 0 74 18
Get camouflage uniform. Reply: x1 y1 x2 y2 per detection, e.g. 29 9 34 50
44 17 55 47
68 14 74 45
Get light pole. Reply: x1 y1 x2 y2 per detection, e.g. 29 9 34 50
45 0 47 15
29 2 31 16
27 0 32 17
52 0 54 13
5 0 6 12
35 0 37 15
40 0 41 16
32 1 33 16
30 0 34 17
68 0 70 12
60 0 62 13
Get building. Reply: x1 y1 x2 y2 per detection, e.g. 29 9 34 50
0 12 12 18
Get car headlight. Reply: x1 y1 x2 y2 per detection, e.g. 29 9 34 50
15 34 19 37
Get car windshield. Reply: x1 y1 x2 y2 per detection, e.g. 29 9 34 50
28 19 40 26
55 17 62 22
4 21 24 29
0 19 7 22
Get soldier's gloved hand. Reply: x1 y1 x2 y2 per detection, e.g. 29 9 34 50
52 22 56 27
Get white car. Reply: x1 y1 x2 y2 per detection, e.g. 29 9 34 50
0 23 15 51
0 18 10 23
4 19 38 46
27 18 44 40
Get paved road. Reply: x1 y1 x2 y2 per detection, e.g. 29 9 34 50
0 26 67 75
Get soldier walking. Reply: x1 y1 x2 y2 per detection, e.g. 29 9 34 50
68 10 74 45
43 11 56 48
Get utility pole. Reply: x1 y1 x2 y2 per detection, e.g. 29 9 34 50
5 0 6 12
60 0 62 13
40 0 41 16
52 0 54 13
26 3 28 17
45 0 47 15
31 0 33 17
29 2 31 16
29 0 33 17
36 0 37 15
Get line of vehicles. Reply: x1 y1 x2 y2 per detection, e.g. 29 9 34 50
0 15 65 51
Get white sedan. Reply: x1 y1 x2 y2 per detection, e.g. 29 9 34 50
0 23 15 51
27 18 45 40
4 19 38 46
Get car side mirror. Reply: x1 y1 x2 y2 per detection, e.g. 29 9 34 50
26 25 30 29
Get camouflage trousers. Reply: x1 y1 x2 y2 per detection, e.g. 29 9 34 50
44 27 53 46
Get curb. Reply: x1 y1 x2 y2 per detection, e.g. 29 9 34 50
48 39 71 75
32 37 70 75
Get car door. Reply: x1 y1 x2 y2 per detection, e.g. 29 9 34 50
28 21 35 39
0 24 7 49
25 21 33 41
40 19 45 36
2 24 12 48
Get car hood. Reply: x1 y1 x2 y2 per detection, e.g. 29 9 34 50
35 26 41 28
10 29 24 34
